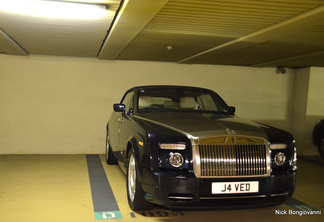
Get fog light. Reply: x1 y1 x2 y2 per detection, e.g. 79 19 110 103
274 152 286 166
290 147 297 170
169 153 184 168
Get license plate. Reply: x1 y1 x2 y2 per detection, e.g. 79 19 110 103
212 181 259 194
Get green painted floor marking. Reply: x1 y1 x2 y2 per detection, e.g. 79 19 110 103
94 211 123 220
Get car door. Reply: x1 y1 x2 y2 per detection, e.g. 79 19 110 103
109 109 121 153
118 92 134 161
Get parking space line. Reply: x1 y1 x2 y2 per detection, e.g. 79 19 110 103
286 197 320 211
86 155 122 220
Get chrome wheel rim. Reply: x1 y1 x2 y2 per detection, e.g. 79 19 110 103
128 154 136 203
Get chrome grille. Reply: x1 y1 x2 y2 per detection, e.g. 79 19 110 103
198 144 268 177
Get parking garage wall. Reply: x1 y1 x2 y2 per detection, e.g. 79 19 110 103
305 68 324 155
1 55 297 154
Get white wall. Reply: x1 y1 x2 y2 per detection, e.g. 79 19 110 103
290 68 310 155
305 67 324 155
0 55 296 154
307 67 324 116
289 67 324 156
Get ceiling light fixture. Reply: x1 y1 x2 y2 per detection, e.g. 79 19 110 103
0 0 108 19
167 45 173 51
276 66 286 74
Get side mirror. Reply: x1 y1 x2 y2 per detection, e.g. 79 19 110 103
229 106 236 114
113 104 125 113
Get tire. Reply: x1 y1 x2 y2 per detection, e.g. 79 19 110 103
318 136 324 159
126 148 154 211
105 132 117 165
313 123 320 145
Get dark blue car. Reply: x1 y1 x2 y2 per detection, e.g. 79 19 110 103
106 86 297 210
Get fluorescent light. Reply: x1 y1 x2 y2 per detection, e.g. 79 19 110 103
0 0 108 19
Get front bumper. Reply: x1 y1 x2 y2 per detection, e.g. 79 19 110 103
141 169 296 209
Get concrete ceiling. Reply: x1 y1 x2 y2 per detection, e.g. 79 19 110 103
1 0 324 68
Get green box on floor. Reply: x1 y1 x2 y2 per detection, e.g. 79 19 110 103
94 211 122 220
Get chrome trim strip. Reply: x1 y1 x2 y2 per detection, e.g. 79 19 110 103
266 144 271 175
271 192 289 197
192 138 200 178
168 196 194 200
199 175 269 179
200 195 266 200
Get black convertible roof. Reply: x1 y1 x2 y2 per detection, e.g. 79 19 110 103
125 85 212 94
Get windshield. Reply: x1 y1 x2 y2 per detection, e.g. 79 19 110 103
137 87 230 113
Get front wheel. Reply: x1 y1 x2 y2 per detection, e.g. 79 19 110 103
126 148 154 210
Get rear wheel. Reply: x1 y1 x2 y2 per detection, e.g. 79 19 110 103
126 148 154 210
105 132 117 165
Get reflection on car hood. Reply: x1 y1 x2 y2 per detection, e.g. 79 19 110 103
135 112 268 140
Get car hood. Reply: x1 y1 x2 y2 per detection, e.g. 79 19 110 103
135 112 268 140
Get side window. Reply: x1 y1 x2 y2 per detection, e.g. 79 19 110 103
121 92 134 114
197 94 218 111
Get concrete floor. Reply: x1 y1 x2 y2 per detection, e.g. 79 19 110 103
0 155 323 222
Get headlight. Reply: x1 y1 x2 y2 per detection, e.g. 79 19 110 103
169 152 184 167
270 144 287 149
160 143 186 150
274 152 286 166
